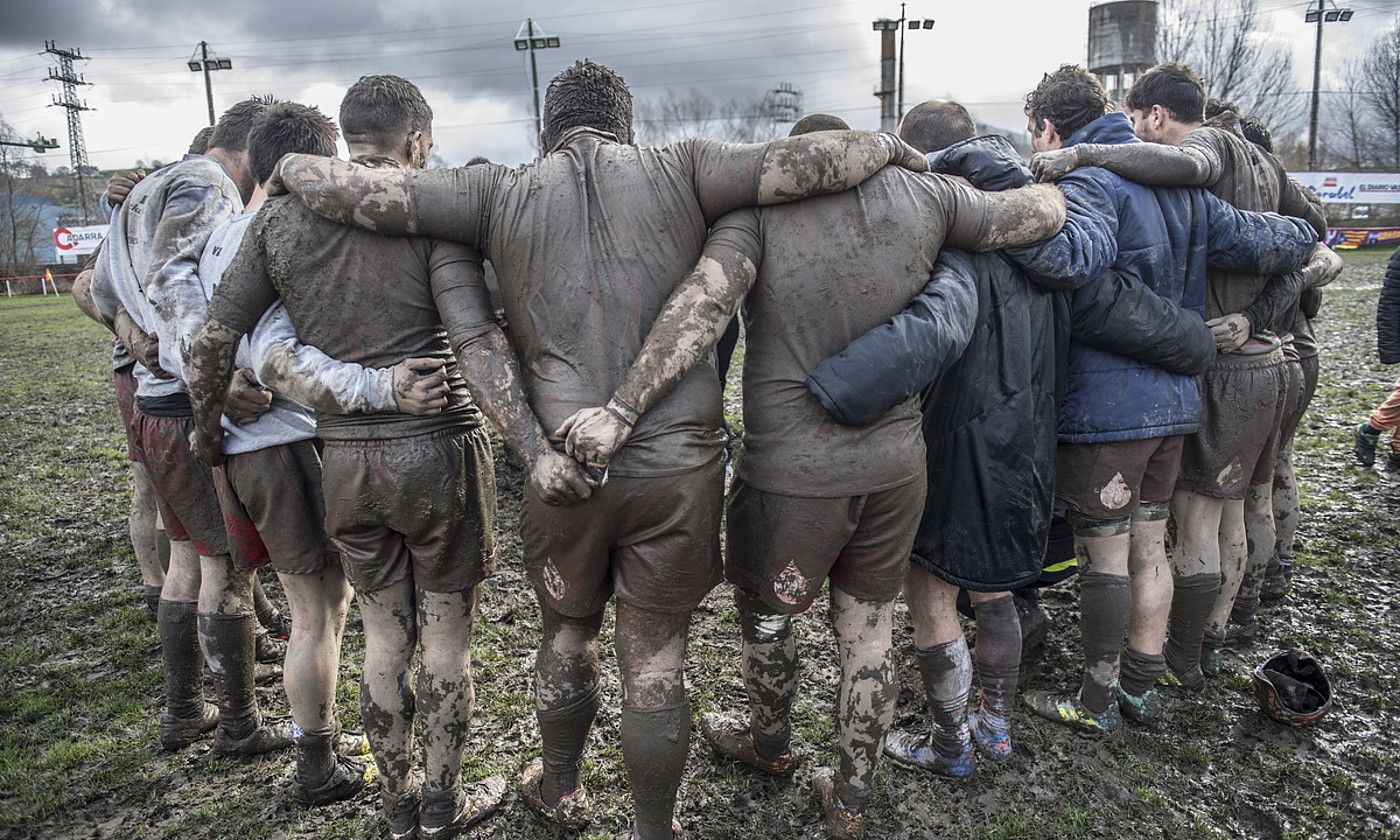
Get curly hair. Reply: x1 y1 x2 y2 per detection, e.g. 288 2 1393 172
247 102 338 184
1024 65 1112 142
1124 62 1206 124
541 60 632 152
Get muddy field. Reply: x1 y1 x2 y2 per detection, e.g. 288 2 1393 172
0 248 1397 840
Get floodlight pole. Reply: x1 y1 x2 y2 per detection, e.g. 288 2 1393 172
898 3 907 123
528 20 543 152
1306 1 1352 170
201 42 216 125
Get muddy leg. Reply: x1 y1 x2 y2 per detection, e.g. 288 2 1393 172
1072 519 1132 714
416 585 479 796
280 566 352 738
829 586 896 813
615 601 692 840
358 579 420 806
1121 504 1171 700
1231 484 1274 630
735 588 797 761
130 463 164 619
970 591 1020 755
1165 490 1224 687
1268 441 1299 596
1206 499 1248 640
535 602 605 805
198 553 266 745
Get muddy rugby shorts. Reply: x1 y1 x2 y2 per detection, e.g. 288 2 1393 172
1054 436 1185 524
1177 346 1288 500
725 471 926 614
321 426 496 594
521 454 723 619
212 439 340 575
130 410 231 558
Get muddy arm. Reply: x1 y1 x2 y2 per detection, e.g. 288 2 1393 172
72 268 112 330
1071 139 1223 187
249 303 398 414
188 318 243 465
968 183 1068 251
753 131 927 204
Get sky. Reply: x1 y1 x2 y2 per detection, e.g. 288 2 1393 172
0 0 1395 171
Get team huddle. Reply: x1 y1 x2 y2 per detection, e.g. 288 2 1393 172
70 57 1340 840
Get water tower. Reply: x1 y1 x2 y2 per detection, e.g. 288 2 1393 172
1088 1 1158 103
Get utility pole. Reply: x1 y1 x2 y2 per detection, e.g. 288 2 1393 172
1306 1 1353 170
0 134 59 153
768 82 802 127
43 41 94 223
187 42 233 127
513 20 562 156
873 11 935 132
898 3 907 123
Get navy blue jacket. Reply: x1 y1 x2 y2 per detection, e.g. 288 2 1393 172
1009 112 1317 443
1379 246 1400 364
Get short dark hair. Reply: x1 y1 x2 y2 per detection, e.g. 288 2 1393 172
1124 62 1205 124
1024 65 1112 142
1203 97 1238 121
899 99 976 153
209 96 272 153
465 155 492 166
188 126 214 155
339 75 433 149
247 102 338 185
541 60 632 152
1240 115 1273 152
789 113 850 136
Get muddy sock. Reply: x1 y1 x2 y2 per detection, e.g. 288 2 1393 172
537 683 600 802
252 577 282 632
1165 573 1219 679
294 729 336 789
914 637 972 758
158 600 204 719
620 704 690 839
143 585 163 624
199 613 260 739
1119 647 1166 696
739 609 797 762
1230 594 1260 627
972 597 1021 732
1078 572 1131 714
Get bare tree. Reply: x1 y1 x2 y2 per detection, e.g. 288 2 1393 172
1328 60 1380 169
0 117 43 275
1157 0 1306 136
635 88 788 147
1360 19 1400 170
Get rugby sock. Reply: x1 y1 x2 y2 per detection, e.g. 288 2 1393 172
294 729 336 789
740 612 798 762
1165 573 1219 686
1119 647 1166 696
199 613 260 738
972 596 1021 733
143 584 162 624
915 637 972 759
1078 572 1131 714
620 703 690 839
157 600 204 719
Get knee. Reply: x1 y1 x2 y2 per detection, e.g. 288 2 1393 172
737 590 792 645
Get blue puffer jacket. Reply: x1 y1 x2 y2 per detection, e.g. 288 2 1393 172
1008 112 1318 443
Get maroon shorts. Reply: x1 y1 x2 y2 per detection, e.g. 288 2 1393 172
521 455 724 619
1177 347 1288 500
112 364 140 462
212 439 340 575
725 473 926 614
130 411 231 557
1055 436 1185 523
322 426 495 594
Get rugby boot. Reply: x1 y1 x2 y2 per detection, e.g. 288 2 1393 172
1354 423 1380 467
1023 690 1121 736
1157 666 1205 694
419 776 507 838
202 613 293 756
1117 685 1166 726
384 784 422 840
812 767 865 840
614 819 683 840
519 758 593 830
970 711 1013 762
291 729 371 807
1387 451 1400 471
254 628 287 663
1200 629 1227 677
882 729 975 780
1260 555 1293 604
157 599 218 751
699 712 800 776
333 729 372 757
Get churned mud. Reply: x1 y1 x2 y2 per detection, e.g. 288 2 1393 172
1 249 1397 839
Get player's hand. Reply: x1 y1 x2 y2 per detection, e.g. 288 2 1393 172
225 368 273 424
114 307 172 379
106 169 146 206
884 133 929 173
555 407 632 470
189 427 225 467
530 446 601 506
1205 313 1251 353
391 357 449 415
1030 147 1083 182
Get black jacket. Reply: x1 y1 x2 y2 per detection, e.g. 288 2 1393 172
806 135 1215 591
1379 246 1400 365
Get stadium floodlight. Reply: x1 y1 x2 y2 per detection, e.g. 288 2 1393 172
217 58 232 70
1304 3 1354 171
531 37 547 48
922 18 935 28
873 19 898 31
1339 9 1353 19
513 19 562 156
1305 9 1319 20
546 36 560 48
514 39 528 50
1325 9 1339 20
188 61 202 72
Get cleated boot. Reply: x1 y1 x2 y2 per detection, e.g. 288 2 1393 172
699 712 800 776
1158 666 1205 695
812 767 865 840
1260 555 1293 604
254 629 286 663
334 730 371 757
1354 423 1380 467
970 712 1013 762
214 712 295 756
419 776 507 838
1117 685 1165 725
518 758 592 830
882 729 975 780
384 785 422 840
160 702 220 751
1023 691 1120 736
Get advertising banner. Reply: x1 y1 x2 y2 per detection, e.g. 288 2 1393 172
52 224 107 261
1290 172 1400 205
1325 227 1400 250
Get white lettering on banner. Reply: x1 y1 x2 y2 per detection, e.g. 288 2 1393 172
52 224 107 260
1289 172 1400 205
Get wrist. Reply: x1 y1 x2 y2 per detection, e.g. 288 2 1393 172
606 396 639 428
